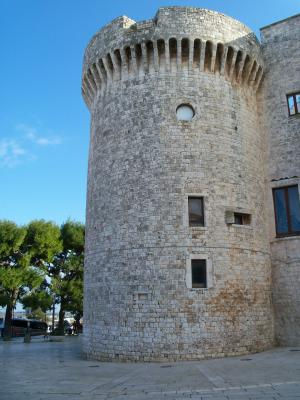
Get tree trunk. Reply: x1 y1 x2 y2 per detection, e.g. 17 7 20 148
57 304 65 335
3 291 18 340
73 312 82 334
75 312 81 325
3 303 13 340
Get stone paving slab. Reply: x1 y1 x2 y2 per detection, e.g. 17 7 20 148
0 337 299 399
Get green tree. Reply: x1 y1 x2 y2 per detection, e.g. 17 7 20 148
26 307 47 321
22 281 53 320
0 220 62 339
46 221 84 334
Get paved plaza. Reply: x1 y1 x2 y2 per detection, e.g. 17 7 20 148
0 336 299 400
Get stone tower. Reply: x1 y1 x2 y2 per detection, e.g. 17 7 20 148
82 7 299 361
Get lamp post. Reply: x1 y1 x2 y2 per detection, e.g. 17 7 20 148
24 320 31 343
52 295 55 333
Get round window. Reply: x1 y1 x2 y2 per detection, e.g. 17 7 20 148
176 104 195 121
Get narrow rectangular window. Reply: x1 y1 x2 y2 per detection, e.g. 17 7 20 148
296 94 300 113
287 92 300 116
273 185 300 237
234 212 251 225
288 186 300 232
191 259 207 288
188 197 204 227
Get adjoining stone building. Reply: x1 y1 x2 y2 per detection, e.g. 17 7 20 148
81 7 300 361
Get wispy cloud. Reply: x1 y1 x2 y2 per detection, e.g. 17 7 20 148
16 123 62 146
0 139 27 167
0 122 63 168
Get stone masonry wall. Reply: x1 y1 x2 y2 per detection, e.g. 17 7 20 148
261 15 300 346
83 7 274 361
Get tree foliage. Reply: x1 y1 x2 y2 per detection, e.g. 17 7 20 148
0 219 62 339
47 220 85 334
0 219 84 338
22 283 53 313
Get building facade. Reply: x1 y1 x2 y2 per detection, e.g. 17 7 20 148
260 15 300 346
82 8 300 361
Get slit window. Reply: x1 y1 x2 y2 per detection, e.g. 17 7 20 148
188 197 204 227
273 186 300 236
192 260 207 288
287 93 300 116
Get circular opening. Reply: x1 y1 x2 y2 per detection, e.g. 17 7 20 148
176 104 195 121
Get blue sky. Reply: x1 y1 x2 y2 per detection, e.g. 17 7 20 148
1 0 299 226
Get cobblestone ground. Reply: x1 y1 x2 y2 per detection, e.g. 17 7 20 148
0 336 299 400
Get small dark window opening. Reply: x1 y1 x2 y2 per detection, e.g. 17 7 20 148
273 185 300 237
188 197 204 227
234 213 251 225
192 260 207 288
287 93 300 116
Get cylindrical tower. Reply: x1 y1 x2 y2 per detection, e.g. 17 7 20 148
82 7 274 361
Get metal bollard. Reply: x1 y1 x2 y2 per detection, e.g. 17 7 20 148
24 321 31 343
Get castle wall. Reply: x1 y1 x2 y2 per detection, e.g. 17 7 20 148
83 7 274 361
261 15 300 346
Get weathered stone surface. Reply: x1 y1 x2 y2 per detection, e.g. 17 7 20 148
260 14 300 347
82 7 299 361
